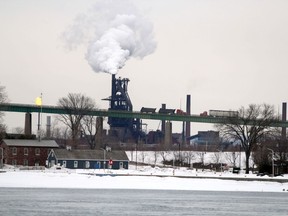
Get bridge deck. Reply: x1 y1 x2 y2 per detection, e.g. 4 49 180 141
0 103 287 127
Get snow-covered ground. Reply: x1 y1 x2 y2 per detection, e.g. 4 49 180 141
1 151 287 192
1 164 288 193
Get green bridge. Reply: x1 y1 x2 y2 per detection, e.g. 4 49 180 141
0 103 287 128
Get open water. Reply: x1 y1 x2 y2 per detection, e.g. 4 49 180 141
0 188 287 216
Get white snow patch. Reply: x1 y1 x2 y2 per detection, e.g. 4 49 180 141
0 165 288 193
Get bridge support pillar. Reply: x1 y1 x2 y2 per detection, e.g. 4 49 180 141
24 112 32 136
164 121 172 149
186 94 191 144
282 102 287 139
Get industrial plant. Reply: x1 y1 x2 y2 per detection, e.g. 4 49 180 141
93 74 194 150
1 73 288 175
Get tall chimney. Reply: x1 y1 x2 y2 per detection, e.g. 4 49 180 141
185 95 191 143
46 116 51 138
282 102 287 139
24 112 32 136
111 74 116 109
161 103 166 133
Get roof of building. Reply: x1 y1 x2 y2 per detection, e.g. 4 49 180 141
51 149 129 161
3 139 59 148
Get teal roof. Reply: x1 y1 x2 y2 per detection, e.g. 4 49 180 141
52 149 129 161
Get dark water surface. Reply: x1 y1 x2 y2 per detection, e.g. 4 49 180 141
0 188 287 216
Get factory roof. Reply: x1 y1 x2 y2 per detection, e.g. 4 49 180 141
50 149 129 161
2 139 59 148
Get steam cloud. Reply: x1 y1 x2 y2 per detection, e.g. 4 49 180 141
63 0 157 74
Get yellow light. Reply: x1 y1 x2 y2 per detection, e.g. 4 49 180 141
35 97 42 106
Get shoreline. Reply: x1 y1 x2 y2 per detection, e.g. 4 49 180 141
80 172 288 183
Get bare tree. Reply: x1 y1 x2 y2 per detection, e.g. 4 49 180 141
183 151 196 167
0 84 8 142
0 84 8 104
254 129 288 174
152 150 159 166
196 152 205 165
12 127 24 134
224 152 239 167
81 115 105 149
140 151 146 163
50 119 70 140
212 152 221 164
270 129 288 165
57 93 95 148
159 151 169 166
173 151 180 162
0 124 6 144
0 84 8 119
216 104 277 174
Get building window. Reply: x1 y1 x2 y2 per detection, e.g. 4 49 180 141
24 159 29 166
24 148 28 156
35 148 40 156
74 161 78 168
62 161 66 168
85 161 90 169
12 159 17 166
96 161 101 169
12 147 17 155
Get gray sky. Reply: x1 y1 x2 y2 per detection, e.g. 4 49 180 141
1 0 288 135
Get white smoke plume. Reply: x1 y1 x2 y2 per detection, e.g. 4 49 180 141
62 0 157 74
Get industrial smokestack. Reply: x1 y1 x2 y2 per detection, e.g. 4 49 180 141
111 74 116 109
282 102 287 139
161 103 166 133
24 112 32 136
185 95 191 143
46 116 51 138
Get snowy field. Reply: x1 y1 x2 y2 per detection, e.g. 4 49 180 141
1 151 288 193
1 164 288 193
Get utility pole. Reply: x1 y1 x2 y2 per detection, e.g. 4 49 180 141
101 148 106 173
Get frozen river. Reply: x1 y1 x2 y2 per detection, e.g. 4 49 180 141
0 188 287 215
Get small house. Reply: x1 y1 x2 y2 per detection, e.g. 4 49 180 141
47 149 129 169
1 139 59 167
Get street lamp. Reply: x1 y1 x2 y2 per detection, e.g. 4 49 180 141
267 148 274 177
100 148 106 173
